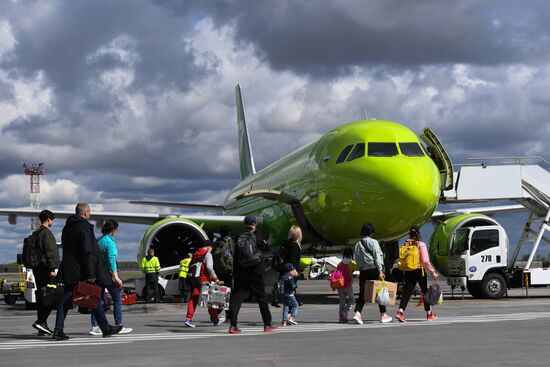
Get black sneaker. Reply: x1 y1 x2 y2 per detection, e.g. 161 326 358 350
32 322 53 336
52 331 70 341
102 325 123 338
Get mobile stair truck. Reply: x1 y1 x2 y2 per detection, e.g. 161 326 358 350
431 157 550 299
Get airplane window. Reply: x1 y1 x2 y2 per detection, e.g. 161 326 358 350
336 145 354 164
347 143 365 161
400 142 425 157
368 143 398 157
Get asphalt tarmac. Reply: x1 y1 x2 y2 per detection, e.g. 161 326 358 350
1 281 550 366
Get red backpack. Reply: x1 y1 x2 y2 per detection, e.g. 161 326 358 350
329 265 347 289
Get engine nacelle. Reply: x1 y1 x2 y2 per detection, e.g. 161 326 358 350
429 213 502 276
138 217 209 268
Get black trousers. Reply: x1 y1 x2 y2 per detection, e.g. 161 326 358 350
34 266 54 324
229 274 271 327
145 278 160 302
354 268 386 314
399 269 431 312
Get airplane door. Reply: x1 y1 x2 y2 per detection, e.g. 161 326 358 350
420 127 454 191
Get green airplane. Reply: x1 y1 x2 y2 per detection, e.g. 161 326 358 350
0 85 520 276
128 85 454 268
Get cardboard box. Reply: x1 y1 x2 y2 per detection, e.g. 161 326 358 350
364 280 397 305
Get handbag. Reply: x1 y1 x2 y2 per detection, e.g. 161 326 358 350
39 283 65 307
425 283 442 306
72 281 102 309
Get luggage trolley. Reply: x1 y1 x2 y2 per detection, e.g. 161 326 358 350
199 282 231 310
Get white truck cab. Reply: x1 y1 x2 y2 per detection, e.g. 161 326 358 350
447 225 509 298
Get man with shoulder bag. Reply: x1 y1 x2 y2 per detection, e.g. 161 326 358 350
30 210 60 336
52 203 122 340
228 216 276 334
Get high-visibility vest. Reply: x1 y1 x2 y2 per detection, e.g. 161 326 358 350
179 258 191 278
141 256 161 273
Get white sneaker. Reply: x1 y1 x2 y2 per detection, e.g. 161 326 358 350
380 314 393 323
118 326 133 334
89 326 102 336
353 311 364 325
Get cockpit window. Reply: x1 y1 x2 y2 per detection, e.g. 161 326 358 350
400 142 425 157
336 145 354 164
368 143 398 157
347 143 365 162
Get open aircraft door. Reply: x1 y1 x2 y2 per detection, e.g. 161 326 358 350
420 127 454 191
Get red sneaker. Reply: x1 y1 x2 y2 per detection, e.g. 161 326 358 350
395 311 406 323
228 326 242 334
427 312 437 321
264 325 278 332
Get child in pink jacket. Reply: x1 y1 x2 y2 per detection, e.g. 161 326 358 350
335 247 357 323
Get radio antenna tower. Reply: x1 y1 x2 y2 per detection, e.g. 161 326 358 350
23 162 45 230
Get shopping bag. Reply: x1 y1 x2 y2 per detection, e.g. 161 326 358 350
376 281 391 306
71 281 102 309
425 283 442 306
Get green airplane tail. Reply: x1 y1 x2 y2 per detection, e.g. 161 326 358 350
235 84 256 180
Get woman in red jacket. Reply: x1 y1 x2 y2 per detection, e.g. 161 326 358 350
184 240 222 328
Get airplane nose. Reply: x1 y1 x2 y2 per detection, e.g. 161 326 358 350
377 159 440 237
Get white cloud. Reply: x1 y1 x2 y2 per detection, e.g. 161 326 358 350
0 20 16 61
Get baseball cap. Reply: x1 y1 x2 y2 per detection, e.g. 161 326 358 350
282 263 296 273
244 215 257 225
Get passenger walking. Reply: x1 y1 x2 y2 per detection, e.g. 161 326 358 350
90 219 132 335
336 247 357 323
184 240 222 328
31 210 60 336
179 253 192 303
141 247 161 303
353 223 393 324
280 263 299 326
396 226 439 322
228 216 276 334
53 203 122 340
272 225 302 307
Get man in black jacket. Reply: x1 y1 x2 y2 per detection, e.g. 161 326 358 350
228 216 276 334
31 210 60 336
52 203 122 340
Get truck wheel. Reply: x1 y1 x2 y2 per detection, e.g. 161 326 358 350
481 273 507 299
4 295 17 304
467 282 484 298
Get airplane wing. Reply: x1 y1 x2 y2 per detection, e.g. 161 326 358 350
431 204 527 219
0 208 249 233
128 200 225 211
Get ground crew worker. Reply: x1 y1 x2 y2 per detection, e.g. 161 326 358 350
179 253 192 303
141 248 161 303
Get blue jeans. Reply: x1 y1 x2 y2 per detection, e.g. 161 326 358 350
54 284 110 333
91 285 122 327
282 294 299 321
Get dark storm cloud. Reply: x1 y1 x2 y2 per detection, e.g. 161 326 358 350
184 0 550 76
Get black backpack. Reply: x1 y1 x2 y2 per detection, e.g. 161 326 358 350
22 227 46 269
236 231 262 267
186 254 206 288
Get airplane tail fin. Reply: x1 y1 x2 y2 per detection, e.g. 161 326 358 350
235 84 256 180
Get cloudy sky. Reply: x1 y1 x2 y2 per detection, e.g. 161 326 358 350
0 0 549 263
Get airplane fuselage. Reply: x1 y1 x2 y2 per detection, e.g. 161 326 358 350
224 120 441 247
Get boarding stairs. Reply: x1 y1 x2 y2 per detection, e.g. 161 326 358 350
444 157 550 285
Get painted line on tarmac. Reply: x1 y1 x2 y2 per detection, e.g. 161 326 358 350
2 311 550 350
